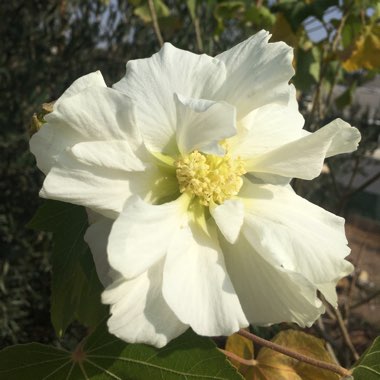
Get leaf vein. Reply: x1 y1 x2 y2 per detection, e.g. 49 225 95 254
0 357 68 373
87 355 234 379
42 361 71 380
85 358 122 380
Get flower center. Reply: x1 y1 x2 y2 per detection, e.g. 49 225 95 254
175 148 246 206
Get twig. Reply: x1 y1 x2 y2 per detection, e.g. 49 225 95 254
351 288 380 309
323 302 338 321
331 9 349 53
347 156 361 191
326 160 341 198
193 16 203 52
316 318 341 365
305 78 322 131
345 242 366 318
219 348 257 367
238 329 351 377
186 1 203 52
306 4 352 128
347 171 380 197
337 170 380 214
324 6 351 116
324 62 341 115
332 307 360 361
148 0 164 47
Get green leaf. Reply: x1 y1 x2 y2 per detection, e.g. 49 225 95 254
335 82 357 110
272 0 338 32
293 46 321 92
187 0 196 20
213 1 245 37
134 0 170 23
0 322 243 380
341 14 362 50
28 200 106 337
352 336 380 380
244 5 276 30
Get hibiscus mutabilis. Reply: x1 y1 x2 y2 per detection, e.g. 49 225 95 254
30 30 360 348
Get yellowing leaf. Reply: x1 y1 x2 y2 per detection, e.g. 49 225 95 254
343 25 380 72
226 332 255 364
225 330 342 380
271 13 298 47
252 330 340 380
226 332 255 379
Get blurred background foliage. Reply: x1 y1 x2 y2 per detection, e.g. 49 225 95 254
1 0 379 366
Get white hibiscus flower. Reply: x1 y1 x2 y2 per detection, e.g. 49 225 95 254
30 30 361 348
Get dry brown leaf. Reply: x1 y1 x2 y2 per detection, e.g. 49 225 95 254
225 332 256 379
252 330 340 380
226 330 340 379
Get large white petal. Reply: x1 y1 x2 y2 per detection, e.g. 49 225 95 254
163 221 248 336
246 118 361 180
175 94 236 156
47 86 139 144
40 149 162 219
107 195 190 279
113 43 227 153
321 119 361 157
54 71 106 107
210 199 244 244
240 182 353 292
84 217 118 287
70 140 147 172
30 85 144 175
229 85 304 159
30 122 81 175
222 234 324 326
102 260 188 348
215 30 294 118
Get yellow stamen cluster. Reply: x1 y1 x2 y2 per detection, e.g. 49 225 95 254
175 148 246 206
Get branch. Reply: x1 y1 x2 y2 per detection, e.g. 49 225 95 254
332 307 360 361
351 288 380 309
148 0 164 47
347 170 380 198
238 329 352 378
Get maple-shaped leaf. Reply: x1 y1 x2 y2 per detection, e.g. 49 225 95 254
0 321 243 380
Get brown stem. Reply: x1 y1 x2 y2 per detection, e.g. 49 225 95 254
324 62 341 116
219 348 258 367
347 156 361 191
238 329 352 377
345 242 366 318
187 1 203 53
316 318 341 365
337 170 380 214
332 307 360 361
347 171 380 197
148 0 164 47
331 10 349 53
351 288 380 309
326 160 341 198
